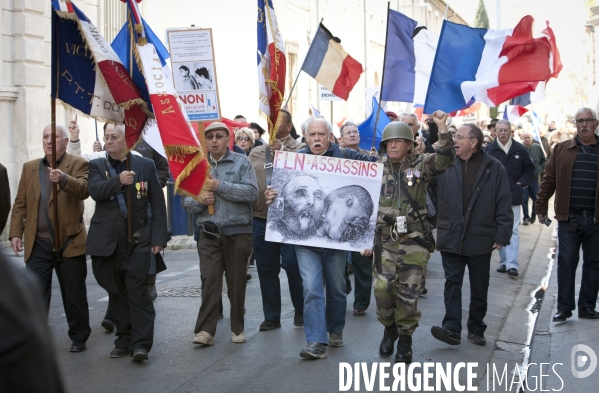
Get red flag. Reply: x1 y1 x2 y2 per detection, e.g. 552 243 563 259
257 0 286 144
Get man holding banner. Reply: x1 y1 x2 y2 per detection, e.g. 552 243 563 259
362 112 453 363
265 117 376 359
86 125 167 362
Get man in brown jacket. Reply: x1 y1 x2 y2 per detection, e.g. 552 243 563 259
248 109 305 330
9 124 91 352
537 107 599 323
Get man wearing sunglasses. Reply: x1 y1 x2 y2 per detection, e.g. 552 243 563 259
182 122 258 346
537 107 599 323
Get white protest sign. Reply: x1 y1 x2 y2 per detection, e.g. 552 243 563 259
320 85 343 101
168 28 221 121
265 151 383 252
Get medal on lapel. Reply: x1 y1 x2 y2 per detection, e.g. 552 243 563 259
142 182 147 197
136 182 141 199
415 169 421 184
105 170 110 178
407 169 414 186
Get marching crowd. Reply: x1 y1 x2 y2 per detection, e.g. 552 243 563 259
1 106 597 372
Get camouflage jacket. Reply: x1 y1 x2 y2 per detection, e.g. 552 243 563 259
377 131 454 233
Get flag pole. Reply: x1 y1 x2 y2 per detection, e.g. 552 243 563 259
284 18 324 108
126 8 134 242
196 122 215 215
372 2 392 149
94 120 99 141
51 7 60 251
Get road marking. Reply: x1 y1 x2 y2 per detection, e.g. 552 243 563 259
98 296 109 302
160 271 185 277
186 266 199 270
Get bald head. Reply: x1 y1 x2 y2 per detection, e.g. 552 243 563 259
42 124 69 160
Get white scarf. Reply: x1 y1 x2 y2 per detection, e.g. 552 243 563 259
497 138 512 154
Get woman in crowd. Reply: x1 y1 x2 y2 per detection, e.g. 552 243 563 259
235 128 255 155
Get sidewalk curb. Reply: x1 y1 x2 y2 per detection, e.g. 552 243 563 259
478 219 557 392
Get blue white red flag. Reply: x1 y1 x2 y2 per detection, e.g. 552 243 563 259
424 16 562 114
257 0 286 144
301 23 363 101
381 10 437 106
503 105 529 123
50 0 149 149
357 97 391 150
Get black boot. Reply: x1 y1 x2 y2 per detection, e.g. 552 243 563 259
379 325 398 357
395 334 413 363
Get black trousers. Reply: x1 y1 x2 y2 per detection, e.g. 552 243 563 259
104 252 156 322
440 251 491 335
92 250 155 352
26 238 91 343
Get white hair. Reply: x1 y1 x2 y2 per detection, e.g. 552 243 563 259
45 124 68 140
303 116 332 135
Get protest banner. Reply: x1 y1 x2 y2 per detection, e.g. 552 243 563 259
265 151 383 252
168 28 221 121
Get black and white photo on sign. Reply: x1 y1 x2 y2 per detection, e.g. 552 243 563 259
265 152 383 252
174 61 215 92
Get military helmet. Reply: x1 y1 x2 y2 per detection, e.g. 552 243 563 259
380 121 415 151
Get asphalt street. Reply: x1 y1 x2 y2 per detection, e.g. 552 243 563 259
2 219 558 393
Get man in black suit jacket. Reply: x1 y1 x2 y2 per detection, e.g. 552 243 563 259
87 125 167 362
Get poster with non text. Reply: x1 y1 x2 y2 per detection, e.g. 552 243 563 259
168 28 221 121
265 151 384 252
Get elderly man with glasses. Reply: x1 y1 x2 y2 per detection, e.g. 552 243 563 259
86 124 167 362
486 119 535 277
182 122 258 346
431 124 513 348
537 108 599 323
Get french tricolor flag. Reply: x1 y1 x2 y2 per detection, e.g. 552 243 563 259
380 10 437 106
301 23 363 101
503 105 529 123
52 0 74 13
424 16 562 114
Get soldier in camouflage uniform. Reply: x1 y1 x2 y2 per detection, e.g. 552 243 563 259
362 110 453 363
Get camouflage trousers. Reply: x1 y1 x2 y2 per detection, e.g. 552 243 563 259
373 235 430 336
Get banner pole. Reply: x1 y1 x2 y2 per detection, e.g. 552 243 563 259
196 122 215 215
50 9 60 250
372 1 392 149
126 151 133 242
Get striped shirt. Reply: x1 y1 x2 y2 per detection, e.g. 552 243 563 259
569 136 598 212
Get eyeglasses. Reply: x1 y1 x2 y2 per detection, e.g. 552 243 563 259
103 135 121 142
453 135 474 141
206 133 227 140
236 136 251 142
575 118 597 124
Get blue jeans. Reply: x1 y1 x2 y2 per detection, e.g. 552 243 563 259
522 177 539 220
253 218 304 321
557 214 599 311
499 205 521 270
295 245 347 344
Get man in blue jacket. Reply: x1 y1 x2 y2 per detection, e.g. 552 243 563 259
486 120 535 277
265 117 376 359
431 124 513 347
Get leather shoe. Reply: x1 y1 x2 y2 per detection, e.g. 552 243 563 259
70 341 86 352
148 283 157 301
508 268 519 277
101 318 115 332
431 326 461 345
553 310 572 322
131 348 148 362
110 347 129 358
578 308 599 319
420 287 428 295
467 331 486 346
353 308 366 317
497 265 507 273
259 320 281 331
294 311 304 327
